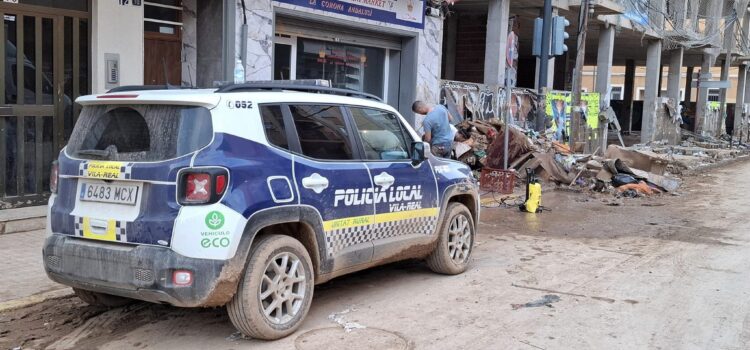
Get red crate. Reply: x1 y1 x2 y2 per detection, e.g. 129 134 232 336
479 168 516 194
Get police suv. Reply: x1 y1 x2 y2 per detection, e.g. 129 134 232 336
44 82 479 340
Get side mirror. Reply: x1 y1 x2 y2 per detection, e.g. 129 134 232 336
411 141 426 166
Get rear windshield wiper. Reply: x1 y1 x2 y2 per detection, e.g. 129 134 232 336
75 148 116 160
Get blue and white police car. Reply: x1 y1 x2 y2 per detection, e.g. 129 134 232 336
43 82 479 340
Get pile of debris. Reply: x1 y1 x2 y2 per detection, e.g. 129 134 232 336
453 121 749 198
453 118 536 174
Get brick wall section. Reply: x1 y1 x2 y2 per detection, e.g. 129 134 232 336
452 13 487 84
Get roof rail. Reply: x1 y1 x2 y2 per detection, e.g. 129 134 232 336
215 82 383 102
106 85 188 93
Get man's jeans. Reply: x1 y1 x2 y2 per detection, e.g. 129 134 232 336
431 143 452 158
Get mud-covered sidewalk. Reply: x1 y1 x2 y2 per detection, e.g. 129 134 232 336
3 160 750 349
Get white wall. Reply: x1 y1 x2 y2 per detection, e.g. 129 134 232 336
91 1 144 93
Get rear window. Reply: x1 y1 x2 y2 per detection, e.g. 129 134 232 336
66 105 213 161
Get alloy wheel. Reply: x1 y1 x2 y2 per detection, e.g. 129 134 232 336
447 214 472 263
259 252 307 325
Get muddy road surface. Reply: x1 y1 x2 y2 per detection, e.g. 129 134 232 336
3 160 750 349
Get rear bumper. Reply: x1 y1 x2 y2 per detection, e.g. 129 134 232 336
43 234 241 307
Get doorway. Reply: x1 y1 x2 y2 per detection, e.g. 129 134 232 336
143 0 182 86
0 3 89 208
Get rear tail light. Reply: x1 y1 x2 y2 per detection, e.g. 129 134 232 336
185 173 211 202
50 161 59 193
215 175 227 195
178 168 228 205
172 270 193 286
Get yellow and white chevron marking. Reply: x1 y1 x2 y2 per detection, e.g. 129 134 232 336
323 208 439 257
74 216 128 243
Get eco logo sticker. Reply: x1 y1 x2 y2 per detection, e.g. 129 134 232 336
205 211 225 230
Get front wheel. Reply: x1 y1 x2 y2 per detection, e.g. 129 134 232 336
227 234 314 340
426 203 475 275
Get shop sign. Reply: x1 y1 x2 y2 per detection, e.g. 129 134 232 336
275 0 425 29
3 0 19 4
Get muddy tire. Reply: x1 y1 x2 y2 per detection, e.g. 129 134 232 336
426 202 475 275
227 234 314 340
73 288 132 307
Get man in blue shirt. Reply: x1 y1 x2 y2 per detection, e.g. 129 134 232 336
412 101 453 158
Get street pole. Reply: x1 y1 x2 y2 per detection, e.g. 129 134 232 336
504 68 511 169
570 0 589 152
535 0 553 132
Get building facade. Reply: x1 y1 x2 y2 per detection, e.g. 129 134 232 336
0 0 443 208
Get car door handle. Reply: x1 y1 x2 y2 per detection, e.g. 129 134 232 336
373 172 395 189
302 173 329 194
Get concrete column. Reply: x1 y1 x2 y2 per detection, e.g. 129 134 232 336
651 0 666 29
182 0 197 87
718 58 731 133
483 0 510 86
688 0 699 32
734 64 747 137
624 59 636 133
673 0 688 28
642 40 663 143
695 53 717 134
595 24 615 107
443 15 458 80
667 48 684 103
236 0 271 82
705 0 725 47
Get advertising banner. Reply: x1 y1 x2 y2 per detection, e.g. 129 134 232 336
439 80 539 130
545 91 600 141
275 0 425 29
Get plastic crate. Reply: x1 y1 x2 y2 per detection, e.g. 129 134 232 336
479 168 516 194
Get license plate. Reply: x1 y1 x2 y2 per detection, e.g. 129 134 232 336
79 182 140 205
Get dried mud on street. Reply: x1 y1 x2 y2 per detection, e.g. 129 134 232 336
3 160 750 350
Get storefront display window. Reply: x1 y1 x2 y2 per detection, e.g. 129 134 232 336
296 38 384 98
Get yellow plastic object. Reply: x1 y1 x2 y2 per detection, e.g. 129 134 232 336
523 183 542 213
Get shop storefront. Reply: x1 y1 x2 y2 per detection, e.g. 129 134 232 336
0 0 443 208
241 0 443 124
273 16 398 102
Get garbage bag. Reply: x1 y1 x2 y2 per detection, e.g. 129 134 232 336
612 173 638 187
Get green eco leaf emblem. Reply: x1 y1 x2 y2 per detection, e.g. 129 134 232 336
205 211 225 230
